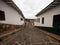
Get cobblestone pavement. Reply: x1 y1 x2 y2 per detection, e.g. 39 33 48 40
0 26 60 45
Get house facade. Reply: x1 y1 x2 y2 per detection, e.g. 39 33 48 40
34 0 60 28
0 0 25 33
0 0 25 25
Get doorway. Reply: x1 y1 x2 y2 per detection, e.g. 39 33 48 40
53 14 60 28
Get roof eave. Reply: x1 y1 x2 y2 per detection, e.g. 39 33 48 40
36 0 60 16
3 0 25 19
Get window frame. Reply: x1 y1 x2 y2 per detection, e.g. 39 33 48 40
0 10 5 21
42 17 44 24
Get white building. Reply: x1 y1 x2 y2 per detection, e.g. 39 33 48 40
0 0 25 25
34 0 60 28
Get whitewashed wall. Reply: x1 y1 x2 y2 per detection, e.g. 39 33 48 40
34 5 60 27
0 0 24 25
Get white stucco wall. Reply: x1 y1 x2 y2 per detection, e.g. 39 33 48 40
34 5 60 27
0 0 24 25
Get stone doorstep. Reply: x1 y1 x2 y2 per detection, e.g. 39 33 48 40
0 28 21 38
38 29 60 42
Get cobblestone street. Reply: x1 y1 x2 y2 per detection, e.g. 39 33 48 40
0 26 60 45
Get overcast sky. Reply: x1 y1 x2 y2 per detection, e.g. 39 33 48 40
13 0 53 19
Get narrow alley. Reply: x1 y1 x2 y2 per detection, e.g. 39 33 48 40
0 25 60 45
0 0 60 45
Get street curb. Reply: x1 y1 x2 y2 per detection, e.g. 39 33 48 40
0 28 21 39
35 28 60 42
36 28 60 42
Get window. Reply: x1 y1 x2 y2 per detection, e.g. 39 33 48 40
21 18 23 21
0 10 5 20
42 17 44 24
